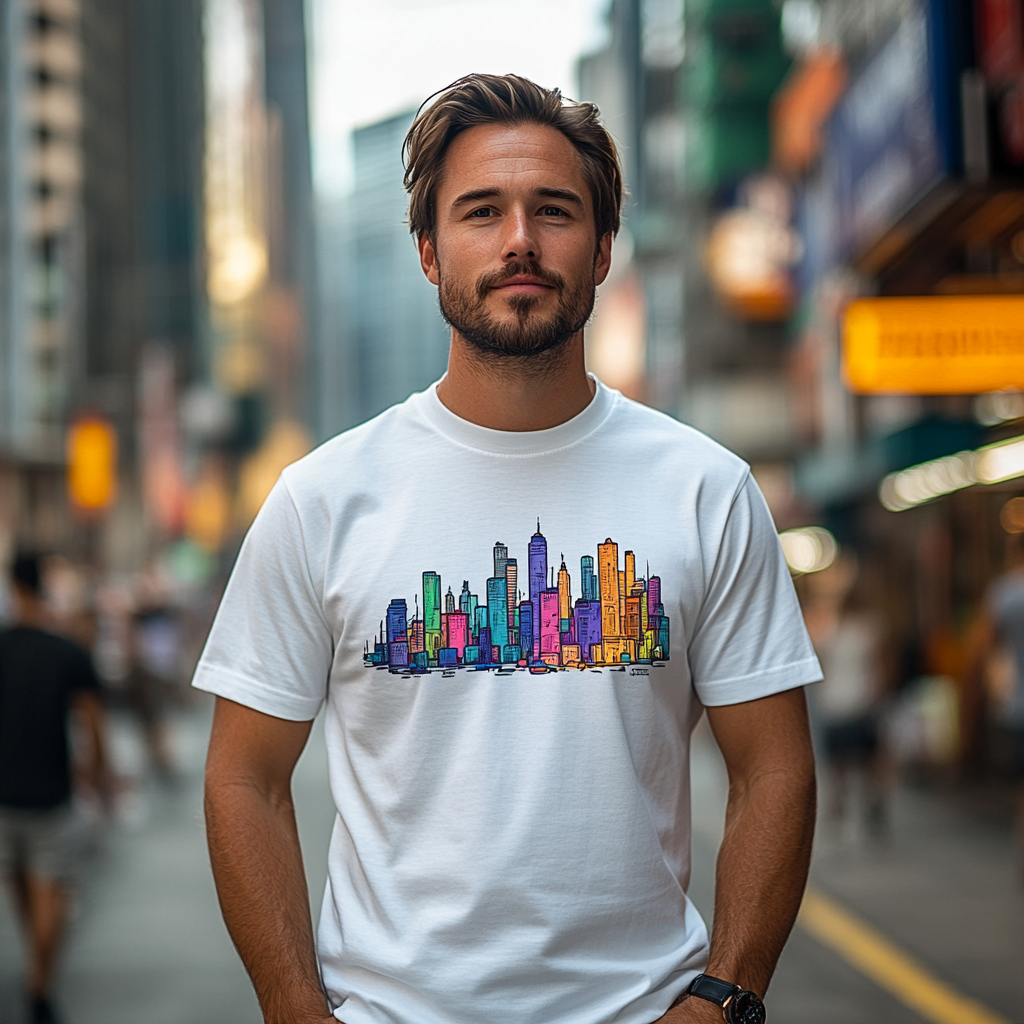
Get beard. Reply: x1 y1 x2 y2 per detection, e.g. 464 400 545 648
437 259 596 360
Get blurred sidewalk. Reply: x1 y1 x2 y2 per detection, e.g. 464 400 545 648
690 720 1024 1024
0 699 335 1024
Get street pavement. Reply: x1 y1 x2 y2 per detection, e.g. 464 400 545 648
0 700 1021 1023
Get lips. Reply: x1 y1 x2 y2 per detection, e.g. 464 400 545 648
495 275 553 289
493 274 552 290
475 262 566 299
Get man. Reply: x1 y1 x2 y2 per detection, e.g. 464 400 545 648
0 552 108 1024
197 74 820 1024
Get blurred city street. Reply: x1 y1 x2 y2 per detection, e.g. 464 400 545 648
2 0 1024 1020
0 706 1020 1024
0 701 335 1024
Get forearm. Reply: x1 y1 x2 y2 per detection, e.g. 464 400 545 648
205 778 332 1024
706 765 816 996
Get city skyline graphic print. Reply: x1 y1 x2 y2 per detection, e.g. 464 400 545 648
364 521 670 674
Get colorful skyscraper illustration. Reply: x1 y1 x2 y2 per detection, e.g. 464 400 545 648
366 523 669 673
581 555 597 602
557 557 572 636
493 541 509 580
486 576 510 655
423 571 441 666
505 558 518 640
598 539 621 639
528 523 547 659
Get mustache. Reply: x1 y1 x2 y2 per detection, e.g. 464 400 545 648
475 261 566 300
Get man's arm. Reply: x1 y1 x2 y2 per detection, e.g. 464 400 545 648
665 687 816 1021
205 696 335 1024
73 690 113 806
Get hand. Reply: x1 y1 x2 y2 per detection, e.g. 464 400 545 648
654 996 724 1023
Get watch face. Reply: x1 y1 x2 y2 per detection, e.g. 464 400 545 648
727 991 766 1024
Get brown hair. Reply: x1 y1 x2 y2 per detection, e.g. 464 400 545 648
403 73 623 244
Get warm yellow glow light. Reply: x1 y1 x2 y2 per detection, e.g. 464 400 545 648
843 296 1024 395
977 435 1024 484
208 233 268 305
879 434 1024 511
1000 497 1024 534
67 417 118 513
779 526 838 574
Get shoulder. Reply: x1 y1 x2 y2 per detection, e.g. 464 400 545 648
47 630 93 668
604 390 751 493
0 626 89 662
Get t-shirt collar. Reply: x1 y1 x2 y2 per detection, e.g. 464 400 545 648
415 374 616 456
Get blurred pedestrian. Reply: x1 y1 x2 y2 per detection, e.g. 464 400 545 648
198 74 819 1024
0 552 110 1024
124 606 180 781
968 532 1024 879
804 555 890 837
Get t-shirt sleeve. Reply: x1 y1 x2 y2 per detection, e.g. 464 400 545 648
192 476 333 721
688 471 822 706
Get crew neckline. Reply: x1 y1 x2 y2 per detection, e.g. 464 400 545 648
415 375 617 456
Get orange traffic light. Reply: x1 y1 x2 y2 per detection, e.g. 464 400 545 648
67 416 118 513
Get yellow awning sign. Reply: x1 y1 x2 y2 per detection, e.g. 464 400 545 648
843 296 1024 394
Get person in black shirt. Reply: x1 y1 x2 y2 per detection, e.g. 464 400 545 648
0 552 109 1024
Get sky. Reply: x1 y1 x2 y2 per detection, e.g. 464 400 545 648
307 0 611 199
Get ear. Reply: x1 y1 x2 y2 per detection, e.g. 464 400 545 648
418 232 441 286
594 233 613 287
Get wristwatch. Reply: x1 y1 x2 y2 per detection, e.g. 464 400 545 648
686 974 766 1024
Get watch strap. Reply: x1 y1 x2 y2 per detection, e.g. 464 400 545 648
688 974 741 1006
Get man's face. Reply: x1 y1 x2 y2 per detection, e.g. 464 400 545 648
419 122 612 360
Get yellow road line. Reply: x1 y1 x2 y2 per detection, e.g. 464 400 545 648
798 888 1009 1024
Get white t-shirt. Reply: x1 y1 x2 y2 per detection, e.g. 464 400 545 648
193 378 821 1024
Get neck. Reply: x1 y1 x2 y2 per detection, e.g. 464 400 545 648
436 330 595 431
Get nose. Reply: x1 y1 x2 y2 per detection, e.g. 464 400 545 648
501 205 538 262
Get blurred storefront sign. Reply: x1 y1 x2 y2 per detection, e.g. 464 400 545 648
771 47 846 176
975 0 1024 170
825 12 943 263
976 0 1024 81
843 295 1024 393
66 416 117 514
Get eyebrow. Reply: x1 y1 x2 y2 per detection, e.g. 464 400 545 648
450 186 585 209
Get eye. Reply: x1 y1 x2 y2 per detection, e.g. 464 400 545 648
542 206 568 217
468 207 494 218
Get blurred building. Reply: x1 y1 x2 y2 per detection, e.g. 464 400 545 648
581 0 1024 772
317 109 449 436
0 0 28 464
0 0 316 570
579 0 795 455
202 0 317 539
